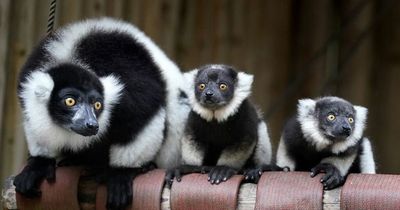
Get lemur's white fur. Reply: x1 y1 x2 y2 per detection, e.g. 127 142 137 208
109 108 166 167
276 137 296 171
297 98 330 151
217 141 256 169
181 134 204 166
21 18 186 168
254 121 272 166
360 138 376 173
297 97 368 154
184 69 254 122
20 72 123 157
321 154 357 176
183 67 271 169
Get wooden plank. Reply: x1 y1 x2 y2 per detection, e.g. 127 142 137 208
105 0 124 18
249 0 292 145
58 0 83 26
323 187 341 210
33 0 50 41
82 0 106 19
335 0 374 104
369 0 400 174
124 0 143 27
214 0 230 63
158 0 181 59
0 0 10 159
0 0 35 185
142 0 163 45
174 0 196 70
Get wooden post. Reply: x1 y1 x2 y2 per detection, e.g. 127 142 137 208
0 0 36 185
0 0 10 160
369 0 400 174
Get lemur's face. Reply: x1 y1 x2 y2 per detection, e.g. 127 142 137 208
48 64 104 136
316 99 356 141
194 66 237 110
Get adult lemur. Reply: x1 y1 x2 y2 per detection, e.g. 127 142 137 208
275 96 375 189
165 64 272 185
14 18 188 209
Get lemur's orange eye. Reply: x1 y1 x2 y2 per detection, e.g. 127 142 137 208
65 98 76 107
94 102 102 110
219 84 228 90
348 117 354 123
327 114 336 121
198 84 206 90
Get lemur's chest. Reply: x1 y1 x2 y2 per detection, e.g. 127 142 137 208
191 122 235 165
182 114 256 168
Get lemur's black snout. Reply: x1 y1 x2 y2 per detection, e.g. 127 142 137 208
342 125 351 136
205 91 214 97
86 121 99 132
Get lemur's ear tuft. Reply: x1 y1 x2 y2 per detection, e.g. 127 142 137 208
236 72 254 87
21 71 54 103
354 105 368 122
297 98 316 117
183 69 199 85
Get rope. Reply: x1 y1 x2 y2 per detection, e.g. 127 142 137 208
46 0 57 34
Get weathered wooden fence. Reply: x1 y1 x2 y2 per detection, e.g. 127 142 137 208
1 0 400 183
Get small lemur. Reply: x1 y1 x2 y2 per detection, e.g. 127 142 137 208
14 18 188 209
165 64 272 186
275 96 375 189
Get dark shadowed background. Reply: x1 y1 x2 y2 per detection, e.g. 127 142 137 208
1 0 399 183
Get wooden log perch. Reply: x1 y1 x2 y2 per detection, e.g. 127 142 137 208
2 167 400 210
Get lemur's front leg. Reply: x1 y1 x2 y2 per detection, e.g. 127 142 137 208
14 156 56 197
311 163 345 190
243 164 289 183
106 167 141 210
310 154 356 190
207 165 238 184
165 165 210 187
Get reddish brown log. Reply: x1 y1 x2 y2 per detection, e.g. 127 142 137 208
255 171 324 210
341 174 400 209
96 169 166 210
16 167 82 210
170 174 243 210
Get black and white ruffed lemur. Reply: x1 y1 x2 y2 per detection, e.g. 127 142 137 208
274 96 376 189
165 64 273 186
14 18 189 209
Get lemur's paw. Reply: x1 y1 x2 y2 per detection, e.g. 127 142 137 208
164 168 182 188
106 169 135 210
243 164 288 183
164 165 207 188
14 169 43 197
14 156 56 198
243 168 262 183
310 163 344 190
208 166 237 185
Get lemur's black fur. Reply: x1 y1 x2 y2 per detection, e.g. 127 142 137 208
14 18 186 210
166 65 272 186
188 100 259 166
275 97 375 190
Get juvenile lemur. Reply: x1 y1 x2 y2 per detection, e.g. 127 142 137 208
276 96 375 189
165 64 272 185
14 18 188 209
